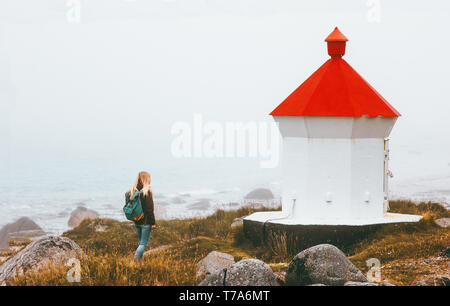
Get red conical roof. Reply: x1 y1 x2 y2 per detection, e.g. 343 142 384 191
270 28 400 117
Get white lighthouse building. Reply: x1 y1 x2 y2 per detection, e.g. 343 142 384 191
245 27 421 226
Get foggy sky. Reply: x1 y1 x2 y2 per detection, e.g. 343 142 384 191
1 0 450 183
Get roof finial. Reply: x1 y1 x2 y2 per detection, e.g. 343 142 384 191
325 27 348 58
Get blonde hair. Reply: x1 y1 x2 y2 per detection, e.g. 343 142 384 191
130 171 151 196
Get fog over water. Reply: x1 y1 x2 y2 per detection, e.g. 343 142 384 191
0 1 449 233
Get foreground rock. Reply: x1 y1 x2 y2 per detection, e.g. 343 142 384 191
0 217 44 250
226 259 278 286
413 276 450 286
68 206 99 228
0 236 82 285
199 269 226 286
285 244 368 286
244 188 274 200
345 281 396 286
344 281 379 286
199 259 278 286
197 251 235 282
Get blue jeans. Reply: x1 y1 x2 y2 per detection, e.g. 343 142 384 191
134 224 152 261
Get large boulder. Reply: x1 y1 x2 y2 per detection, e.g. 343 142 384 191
198 258 278 286
225 259 278 286
244 188 274 200
0 217 44 250
196 251 235 282
0 236 82 285
285 244 368 286
198 269 226 286
68 206 99 228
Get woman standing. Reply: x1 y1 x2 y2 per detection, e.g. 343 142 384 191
126 171 156 262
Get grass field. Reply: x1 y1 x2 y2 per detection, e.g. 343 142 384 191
7 201 449 286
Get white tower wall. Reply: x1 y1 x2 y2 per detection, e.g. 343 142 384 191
275 116 397 223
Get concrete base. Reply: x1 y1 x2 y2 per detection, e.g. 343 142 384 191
244 211 422 226
243 212 422 252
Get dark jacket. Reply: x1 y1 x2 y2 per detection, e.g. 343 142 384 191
125 189 156 226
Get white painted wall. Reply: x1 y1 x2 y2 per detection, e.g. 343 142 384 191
274 116 397 222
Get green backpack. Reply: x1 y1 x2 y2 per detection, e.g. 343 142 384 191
123 190 145 222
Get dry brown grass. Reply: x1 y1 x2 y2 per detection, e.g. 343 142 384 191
10 249 196 286
7 200 449 286
348 201 449 285
8 205 279 286
377 256 449 285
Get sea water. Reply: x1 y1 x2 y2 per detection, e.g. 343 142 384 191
0 141 449 235
0 156 282 235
